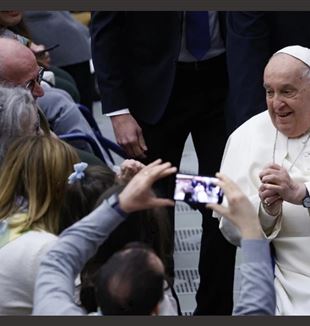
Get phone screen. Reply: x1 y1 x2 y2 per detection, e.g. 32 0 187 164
174 173 223 204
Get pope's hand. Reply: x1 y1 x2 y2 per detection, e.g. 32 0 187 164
259 163 306 206
207 173 263 240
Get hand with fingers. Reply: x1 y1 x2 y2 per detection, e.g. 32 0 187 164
207 173 263 240
117 159 146 184
259 164 306 212
111 114 148 159
30 43 51 68
258 183 283 216
118 159 177 213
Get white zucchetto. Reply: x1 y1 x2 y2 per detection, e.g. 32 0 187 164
275 45 310 67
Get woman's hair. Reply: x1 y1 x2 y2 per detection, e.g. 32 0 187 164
59 164 116 232
79 184 170 313
0 135 79 234
0 85 44 162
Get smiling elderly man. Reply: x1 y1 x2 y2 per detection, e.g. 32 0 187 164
218 45 310 315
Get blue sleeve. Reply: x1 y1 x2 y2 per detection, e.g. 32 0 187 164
33 200 125 315
233 239 276 315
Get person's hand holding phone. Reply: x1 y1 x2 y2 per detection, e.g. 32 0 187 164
208 173 263 240
119 159 177 213
30 43 59 68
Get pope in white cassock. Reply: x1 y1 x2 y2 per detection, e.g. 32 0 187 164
218 45 310 315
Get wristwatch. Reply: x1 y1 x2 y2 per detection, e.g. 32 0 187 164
107 193 128 218
302 188 310 208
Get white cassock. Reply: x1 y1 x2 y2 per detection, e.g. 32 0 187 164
217 110 310 315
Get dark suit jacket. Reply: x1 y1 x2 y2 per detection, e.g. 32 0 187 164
226 11 310 133
91 11 226 125
90 12 182 124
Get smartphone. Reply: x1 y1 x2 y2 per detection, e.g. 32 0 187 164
174 173 223 204
35 44 60 55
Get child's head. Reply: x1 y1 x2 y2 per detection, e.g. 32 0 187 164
59 163 116 232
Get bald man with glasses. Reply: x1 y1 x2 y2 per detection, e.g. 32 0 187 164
0 38 99 151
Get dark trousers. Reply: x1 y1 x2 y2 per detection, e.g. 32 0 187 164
138 53 236 315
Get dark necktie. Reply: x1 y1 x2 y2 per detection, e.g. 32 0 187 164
185 11 211 60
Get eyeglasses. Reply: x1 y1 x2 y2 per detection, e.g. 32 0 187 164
25 66 45 92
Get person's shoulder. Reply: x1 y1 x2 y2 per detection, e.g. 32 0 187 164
38 85 74 107
225 111 273 150
42 84 72 99
230 110 271 138
21 230 57 246
0 231 57 263
22 231 58 262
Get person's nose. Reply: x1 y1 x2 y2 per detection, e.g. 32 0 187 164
32 82 44 98
271 94 285 111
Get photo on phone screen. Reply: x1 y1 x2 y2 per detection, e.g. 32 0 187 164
174 173 223 204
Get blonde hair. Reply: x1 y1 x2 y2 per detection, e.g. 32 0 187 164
0 135 79 234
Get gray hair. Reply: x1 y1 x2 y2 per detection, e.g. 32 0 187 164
300 64 310 82
0 84 37 162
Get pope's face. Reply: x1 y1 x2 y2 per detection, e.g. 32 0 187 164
264 54 310 138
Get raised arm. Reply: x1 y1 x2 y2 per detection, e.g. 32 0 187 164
209 174 276 315
33 160 176 315
33 200 125 315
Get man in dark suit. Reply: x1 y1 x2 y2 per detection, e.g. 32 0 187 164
90 12 235 315
226 11 310 133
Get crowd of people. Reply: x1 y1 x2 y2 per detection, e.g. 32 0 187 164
0 10 310 316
